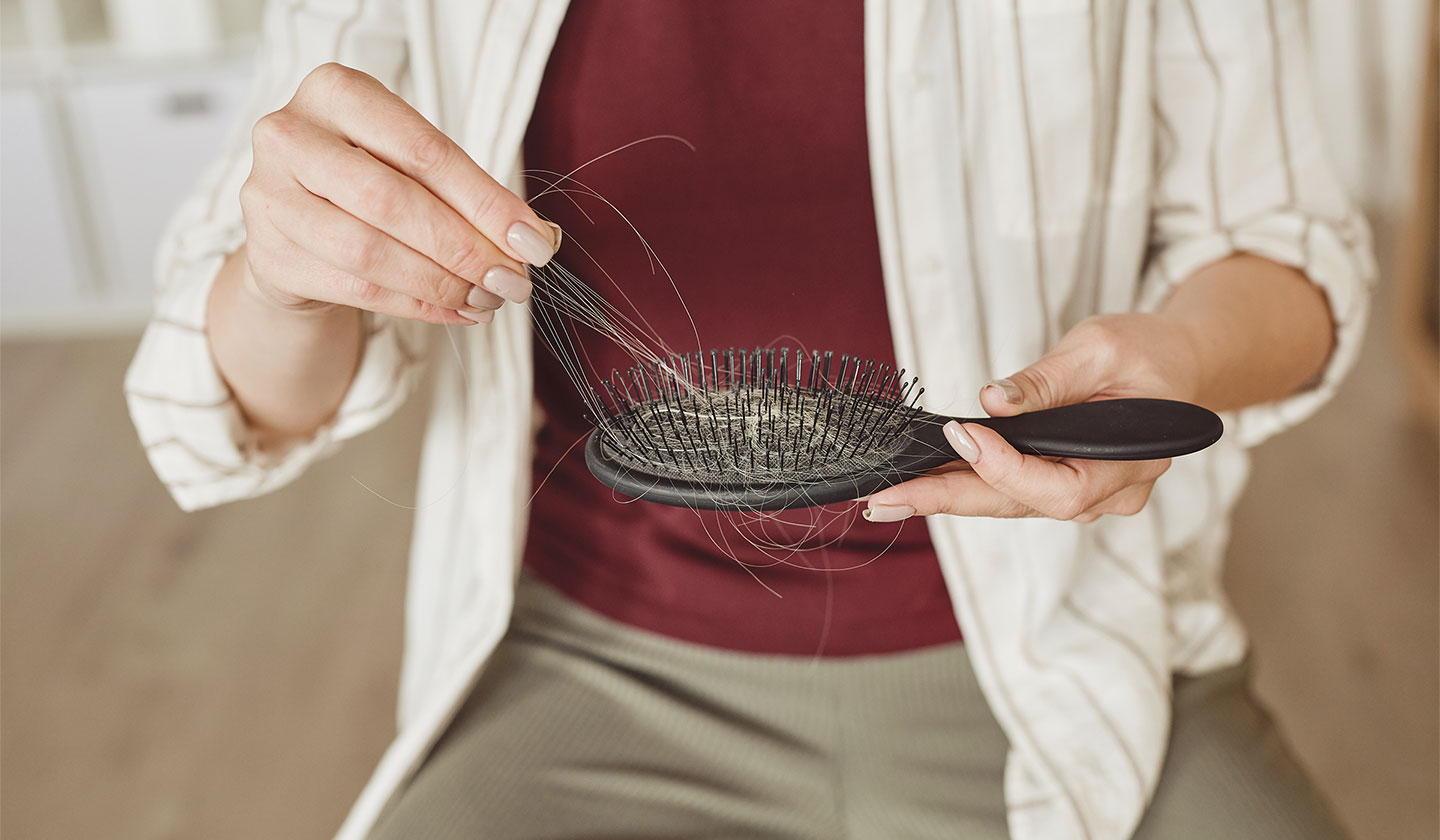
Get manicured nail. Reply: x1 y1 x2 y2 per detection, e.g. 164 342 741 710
944 421 980 462
458 308 493 324
479 265 531 303
507 222 555 267
985 378 1024 405
863 504 915 523
544 221 563 253
464 285 493 309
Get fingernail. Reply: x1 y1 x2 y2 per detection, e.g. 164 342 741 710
862 504 915 523
464 284 493 309
543 221 563 253
944 421 980 462
479 265 531 303
985 378 1024 405
459 308 494 324
507 222 555 267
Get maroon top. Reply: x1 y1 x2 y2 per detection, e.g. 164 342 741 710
519 0 961 656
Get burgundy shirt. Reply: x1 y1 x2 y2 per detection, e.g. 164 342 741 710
520 0 961 656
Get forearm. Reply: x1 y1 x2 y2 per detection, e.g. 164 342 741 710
207 246 365 447
1158 253 1335 412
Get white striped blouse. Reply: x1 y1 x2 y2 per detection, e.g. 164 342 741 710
124 1 1374 838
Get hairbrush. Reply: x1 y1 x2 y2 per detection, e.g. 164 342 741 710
582 347 1222 511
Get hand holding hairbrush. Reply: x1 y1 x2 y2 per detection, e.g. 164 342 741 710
583 347 1222 511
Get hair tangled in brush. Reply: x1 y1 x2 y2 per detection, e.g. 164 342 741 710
587 347 923 486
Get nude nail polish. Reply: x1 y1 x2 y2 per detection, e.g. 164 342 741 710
458 308 494 324
544 221 563 253
480 266 531 303
944 421 980 462
507 222 555 267
863 504 915 523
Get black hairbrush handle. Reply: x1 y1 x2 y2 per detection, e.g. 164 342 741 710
945 397 1223 461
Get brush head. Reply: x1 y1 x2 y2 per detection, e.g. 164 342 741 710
583 348 945 510
581 347 1226 511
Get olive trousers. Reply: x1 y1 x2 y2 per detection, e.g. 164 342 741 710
371 573 1348 839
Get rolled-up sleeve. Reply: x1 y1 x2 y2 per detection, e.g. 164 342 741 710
1139 0 1377 447
124 0 429 511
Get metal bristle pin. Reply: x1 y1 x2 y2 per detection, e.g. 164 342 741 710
582 348 1225 511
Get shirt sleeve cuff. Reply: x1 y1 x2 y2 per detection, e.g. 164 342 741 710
125 257 430 511
1136 209 1376 448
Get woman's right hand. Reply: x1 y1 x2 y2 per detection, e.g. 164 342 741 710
238 62 559 326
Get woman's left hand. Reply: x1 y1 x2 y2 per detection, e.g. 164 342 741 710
863 313 1203 524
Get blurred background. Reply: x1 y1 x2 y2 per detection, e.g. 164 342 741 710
1 0 1436 838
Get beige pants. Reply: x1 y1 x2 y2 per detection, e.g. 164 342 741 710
371 573 1348 839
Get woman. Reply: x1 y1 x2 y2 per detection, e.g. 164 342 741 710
125 1 1373 838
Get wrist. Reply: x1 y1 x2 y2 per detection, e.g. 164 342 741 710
207 245 365 446
208 246 364 376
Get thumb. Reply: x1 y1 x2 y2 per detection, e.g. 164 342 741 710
980 344 1107 417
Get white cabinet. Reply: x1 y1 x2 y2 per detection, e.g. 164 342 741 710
0 0 259 334
66 63 251 309
0 84 91 319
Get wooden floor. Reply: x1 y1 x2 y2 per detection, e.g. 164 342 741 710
2 291 1435 838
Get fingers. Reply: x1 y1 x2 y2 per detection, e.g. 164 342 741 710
284 126 532 304
976 314 1151 416
866 422 1169 521
255 185 504 321
242 63 562 324
291 63 559 267
957 422 1170 520
980 345 1100 417
866 468 1160 521
245 225 479 326
866 469 1032 520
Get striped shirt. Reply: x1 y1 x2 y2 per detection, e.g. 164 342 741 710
124 1 1375 838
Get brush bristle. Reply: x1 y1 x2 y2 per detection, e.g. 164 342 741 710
589 348 924 485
